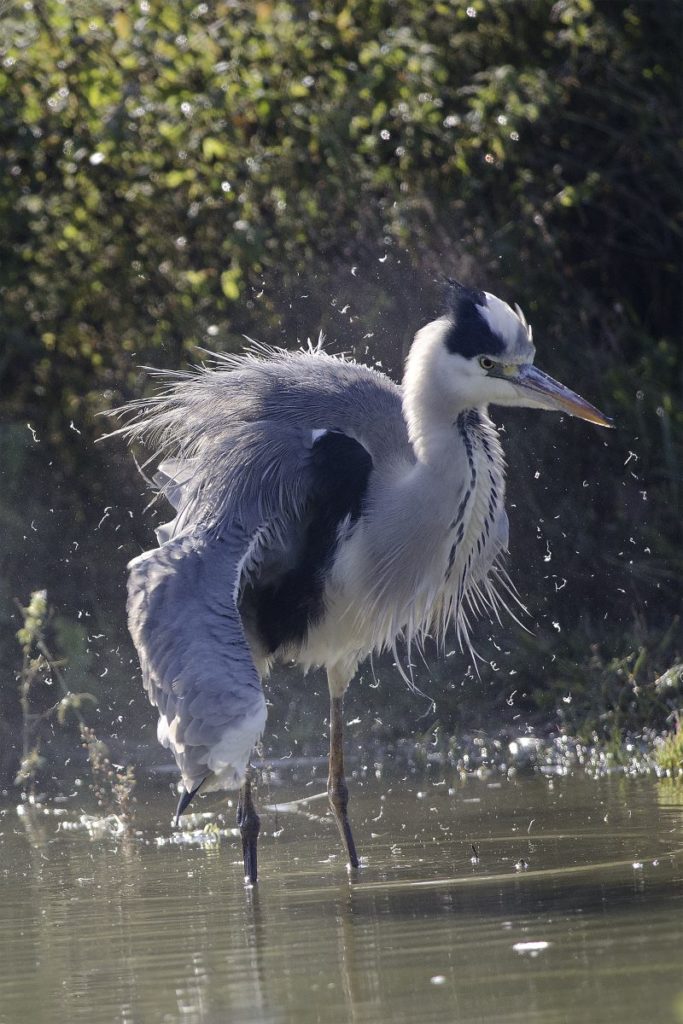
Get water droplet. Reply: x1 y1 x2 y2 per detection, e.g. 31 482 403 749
513 941 549 955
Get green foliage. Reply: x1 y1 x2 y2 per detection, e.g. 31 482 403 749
14 589 96 794
14 588 136 818
523 614 682 739
80 723 137 821
16 590 48 651
655 717 683 777
0 0 681 757
2 1 680 390
653 659 683 777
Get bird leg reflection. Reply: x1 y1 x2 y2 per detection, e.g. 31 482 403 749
237 766 260 885
328 695 359 869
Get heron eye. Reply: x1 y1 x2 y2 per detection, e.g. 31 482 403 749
479 356 495 371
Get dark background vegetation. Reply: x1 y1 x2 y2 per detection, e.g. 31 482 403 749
1 0 681 781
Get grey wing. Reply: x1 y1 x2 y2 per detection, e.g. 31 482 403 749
110 347 412 536
152 458 198 544
127 522 267 794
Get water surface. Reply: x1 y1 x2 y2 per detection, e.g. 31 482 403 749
1 771 682 1024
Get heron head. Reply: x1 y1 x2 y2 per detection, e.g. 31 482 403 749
435 280 612 427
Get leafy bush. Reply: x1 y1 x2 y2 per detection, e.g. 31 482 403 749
0 0 680 760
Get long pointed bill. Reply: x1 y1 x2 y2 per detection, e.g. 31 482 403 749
514 365 613 428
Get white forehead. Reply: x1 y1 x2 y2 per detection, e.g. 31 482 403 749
481 291 534 360
481 292 521 341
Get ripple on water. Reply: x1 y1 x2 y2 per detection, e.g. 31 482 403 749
1 773 682 1024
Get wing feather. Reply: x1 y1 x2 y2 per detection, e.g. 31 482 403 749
127 522 267 793
116 348 410 795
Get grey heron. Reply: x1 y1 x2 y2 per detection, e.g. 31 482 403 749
115 280 611 884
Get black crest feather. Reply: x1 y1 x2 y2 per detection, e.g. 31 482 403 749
442 278 505 359
444 277 486 313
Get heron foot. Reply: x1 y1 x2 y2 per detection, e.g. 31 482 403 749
327 775 359 870
239 807 260 885
237 771 260 885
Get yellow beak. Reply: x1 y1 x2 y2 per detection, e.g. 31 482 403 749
514 365 613 428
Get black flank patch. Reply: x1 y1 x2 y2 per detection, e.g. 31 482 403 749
250 432 373 654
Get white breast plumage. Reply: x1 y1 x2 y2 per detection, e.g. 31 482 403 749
419 410 508 653
301 408 510 673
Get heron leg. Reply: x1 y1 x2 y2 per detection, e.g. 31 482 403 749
327 693 359 869
236 767 260 885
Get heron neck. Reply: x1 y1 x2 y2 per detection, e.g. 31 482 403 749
406 405 483 473
402 319 479 467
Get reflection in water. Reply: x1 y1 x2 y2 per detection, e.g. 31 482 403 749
2 773 683 1024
